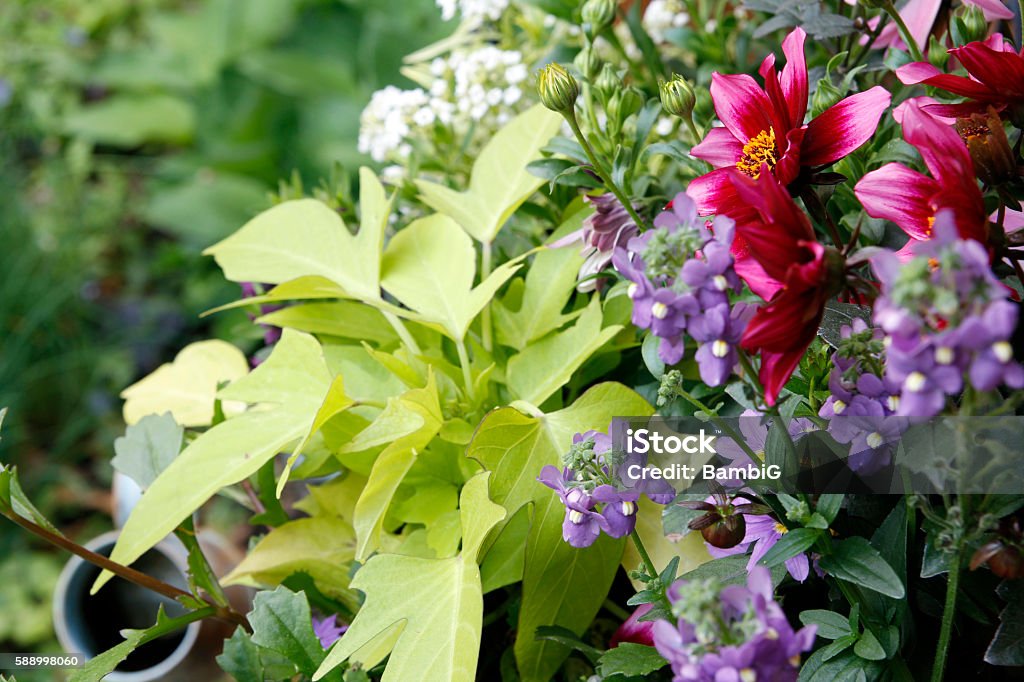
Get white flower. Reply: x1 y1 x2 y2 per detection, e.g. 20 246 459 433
643 0 690 43
435 0 508 23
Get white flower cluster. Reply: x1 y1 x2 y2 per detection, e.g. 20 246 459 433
643 0 690 43
435 0 509 23
358 47 530 166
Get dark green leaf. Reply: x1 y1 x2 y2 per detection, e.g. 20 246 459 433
854 629 885 661
680 554 786 587
249 586 326 677
217 628 265 682
596 643 667 677
816 494 844 524
819 537 905 599
758 528 821 568
985 581 1024 665
799 609 853 640
533 626 603 664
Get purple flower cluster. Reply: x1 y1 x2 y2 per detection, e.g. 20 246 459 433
613 192 752 384
537 428 674 548
871 213 1024 416
653 567 816 682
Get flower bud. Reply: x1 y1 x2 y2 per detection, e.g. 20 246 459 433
960 4 988 44
582 0 616 40
811 78 843 118
537 63 580 115
573 44 602 81
659 74 696 119
956 108 1016 186
927 35 949 69
700 513 746 549
595 63 619 100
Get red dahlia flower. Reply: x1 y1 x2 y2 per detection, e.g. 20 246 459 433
854 98 988 259
897 34 1024 120
729 170 846 406
688 27 890 298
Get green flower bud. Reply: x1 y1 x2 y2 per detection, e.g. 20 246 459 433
960 4 988 43
573 44 602 81
810 77 843 118
659 74 696 119
582 0 616 40
927 35 949 69
595 63 619 100
537 63 580 115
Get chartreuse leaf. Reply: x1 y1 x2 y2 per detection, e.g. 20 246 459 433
622 497 710 592
467 383 653 681
352 374 443 560
493 210 590 351
277 375 356 495
415 104 562 243
314 472 506 682
112 413 183 489
204 168 391 303
380 214 523 341
94 331 352 594
120 340 249 427
480 505 531 593
222 516 359 608
506 296 622 405
259 301 400 346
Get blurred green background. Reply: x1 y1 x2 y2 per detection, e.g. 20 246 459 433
0 0 446 663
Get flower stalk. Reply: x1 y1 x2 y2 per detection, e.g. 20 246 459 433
931 544 962 682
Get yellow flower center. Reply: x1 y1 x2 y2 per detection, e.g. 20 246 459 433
737 128 778 178
925 214 936 237
774 521 789 535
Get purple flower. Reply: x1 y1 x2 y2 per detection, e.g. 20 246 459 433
870 212 1023 416
552 193 639 292
652 567 816 681
613 191 749 369
312 614 347 649
538 427 674 548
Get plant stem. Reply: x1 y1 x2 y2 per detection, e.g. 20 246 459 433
456 337 477 403
669 385 763 465
931 545 962 682
481 242 493 352
682 115 702 145
564 113 649 231
2 509 251 632
884 1 924 61
383 310 421 356
603 598 632 621
630 529 659 580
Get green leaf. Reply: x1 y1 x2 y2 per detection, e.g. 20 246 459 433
416 105 563 243
853 629 886 661
480 505 531 593
314 472 505 681
352 376 443 560
467 383 653 681
493 222 588 351
758 528 821 568
985 580 1024 665
95 331 349 594
112 413 183 490
799 609 853 640
69 629 149 682
596 643 668 677
818 537 905 599
223 517 358 606
120 340 250 427
205 168 391 303
380 214 523 341
249 586 328 678
63 94 195 146
217 628 265 682
505 296 621 405
798 648 877 682
0 465 65 538
259 302 400 346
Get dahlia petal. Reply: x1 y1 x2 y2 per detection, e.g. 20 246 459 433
756 349 805 406
897 63 1000 100
893 0 943 53
688 168 757 224
802 87 891 167
854 163 938 240
899 98 974 184
780 27 808 128
950 41 1024 96
733 242 783 301
691 126 745 168
710 72 778 142
893 96 956 125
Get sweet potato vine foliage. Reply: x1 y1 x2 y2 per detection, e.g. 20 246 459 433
4 1 1024 682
